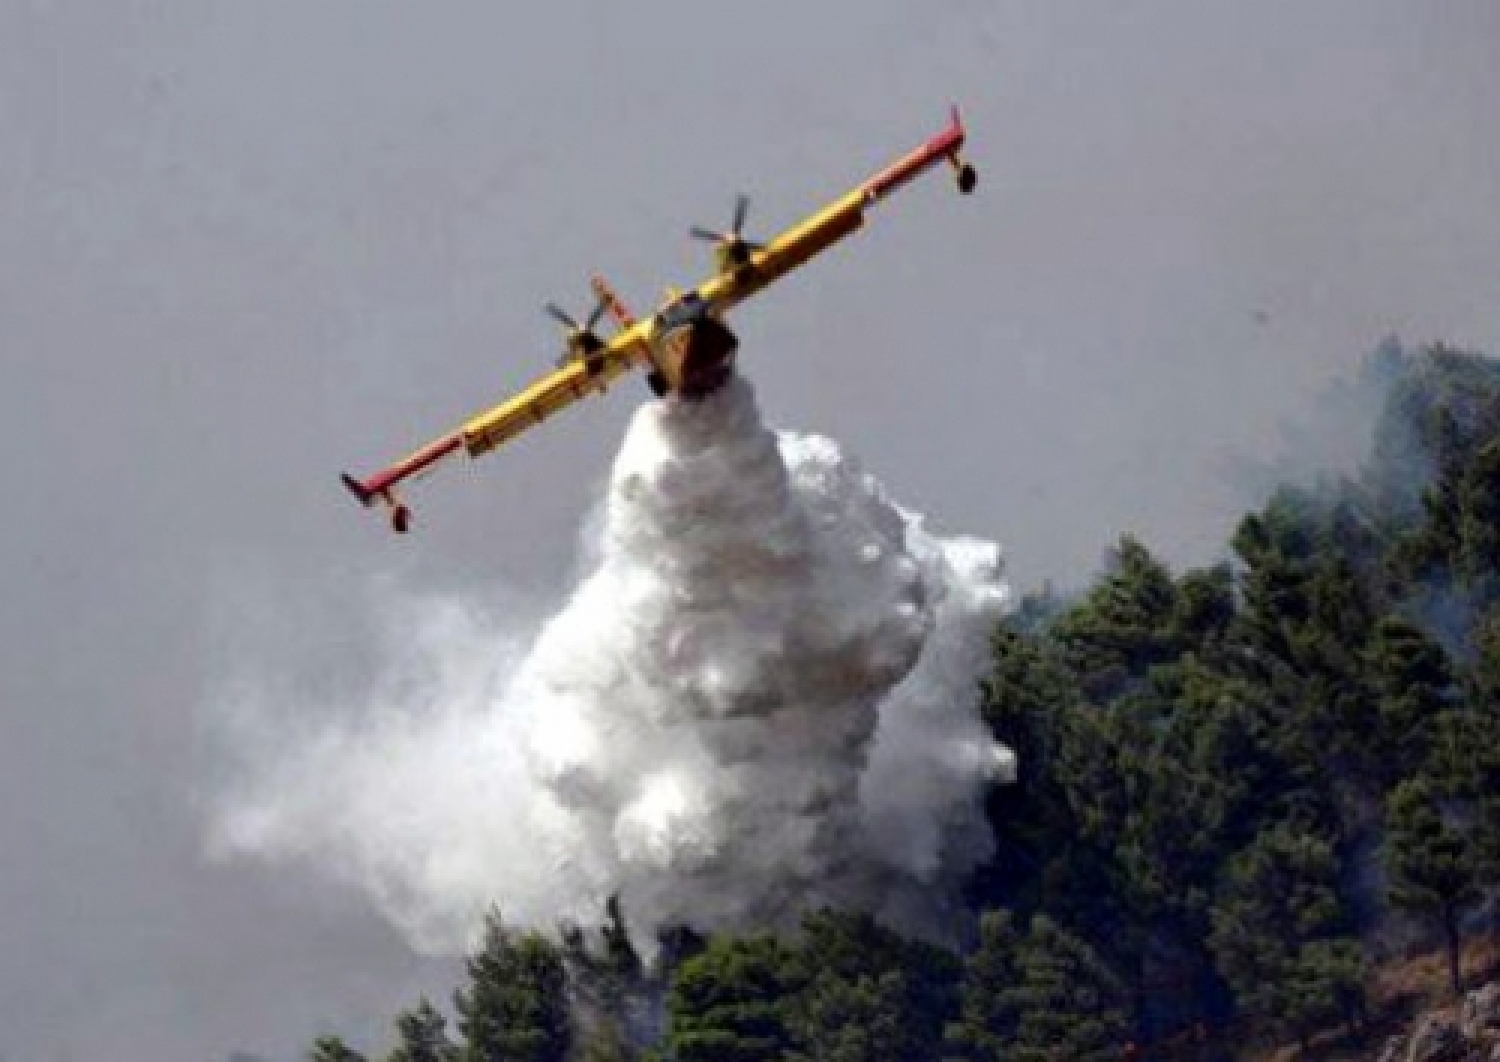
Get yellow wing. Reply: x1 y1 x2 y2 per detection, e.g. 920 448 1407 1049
460 325 651 457
689 105 971 316
694 190 867 315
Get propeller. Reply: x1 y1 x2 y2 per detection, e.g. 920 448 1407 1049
546 295 609 366
689 194 765 269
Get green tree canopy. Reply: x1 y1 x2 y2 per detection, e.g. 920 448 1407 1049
1001 914 1130 1062
1208 822 1363 1041
388 1000 457 1062
1384 778 1482 993
786 910 959 1062
1051 536 1181 700
455 910 571 1062
944 909 1023 1062
309 1038 368 1062
661 934 799 1062
1365 614 1455 783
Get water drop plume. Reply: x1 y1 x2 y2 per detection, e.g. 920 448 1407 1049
211 374 1014 952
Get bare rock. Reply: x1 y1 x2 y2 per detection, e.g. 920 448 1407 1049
1463 984 1500 1042
1377 1032 1408 1062
1404 1012 1473 1062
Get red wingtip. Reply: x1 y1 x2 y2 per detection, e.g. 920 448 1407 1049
950 103 965 135
341 472 374 507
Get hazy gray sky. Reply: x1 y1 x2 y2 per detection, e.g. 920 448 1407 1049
3 2 1497 1058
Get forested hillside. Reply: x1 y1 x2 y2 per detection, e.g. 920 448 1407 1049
310 342 1500 1062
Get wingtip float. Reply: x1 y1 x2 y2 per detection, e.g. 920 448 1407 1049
343 106 976 534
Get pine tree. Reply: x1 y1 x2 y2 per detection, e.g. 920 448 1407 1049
561 896 648 1062
1444 605 1500 895
576 1019 635 1062
1383 345 1500 593
1231 491 1320 658
944 909 1023 1062
308 1038 368 1062
1365 615 1454 784
1281 938 1367 1048
389 999 457 1062
1384 778 1481 993
1166 660 1330 841
976 622 1130 936
785 969 907 1062
661 934 799 1062
1052 536 1180 700
1230 490 1386 808
788 909 959 1062
455 910 572 1062
1001 915 1130 1062
1208 821 1361 1034
1167 564 1237 657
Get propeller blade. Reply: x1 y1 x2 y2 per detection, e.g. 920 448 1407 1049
545 302 578 330
585 296 608 331
732 193 749 235
689 226 722 243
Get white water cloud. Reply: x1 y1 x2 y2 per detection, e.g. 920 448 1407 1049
210 375 1013 953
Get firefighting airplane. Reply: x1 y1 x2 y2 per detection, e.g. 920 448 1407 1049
342 107 977 533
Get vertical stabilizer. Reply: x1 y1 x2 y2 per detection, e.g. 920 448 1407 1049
591 275 637 329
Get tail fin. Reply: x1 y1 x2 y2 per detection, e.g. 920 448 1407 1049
591 274 637 329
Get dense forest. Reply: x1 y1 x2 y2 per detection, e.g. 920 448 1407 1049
309 342 1500 1061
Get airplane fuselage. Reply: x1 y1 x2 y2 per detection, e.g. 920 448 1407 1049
647 291 739 398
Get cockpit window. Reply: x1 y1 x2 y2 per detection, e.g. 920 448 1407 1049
660 291 707 330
